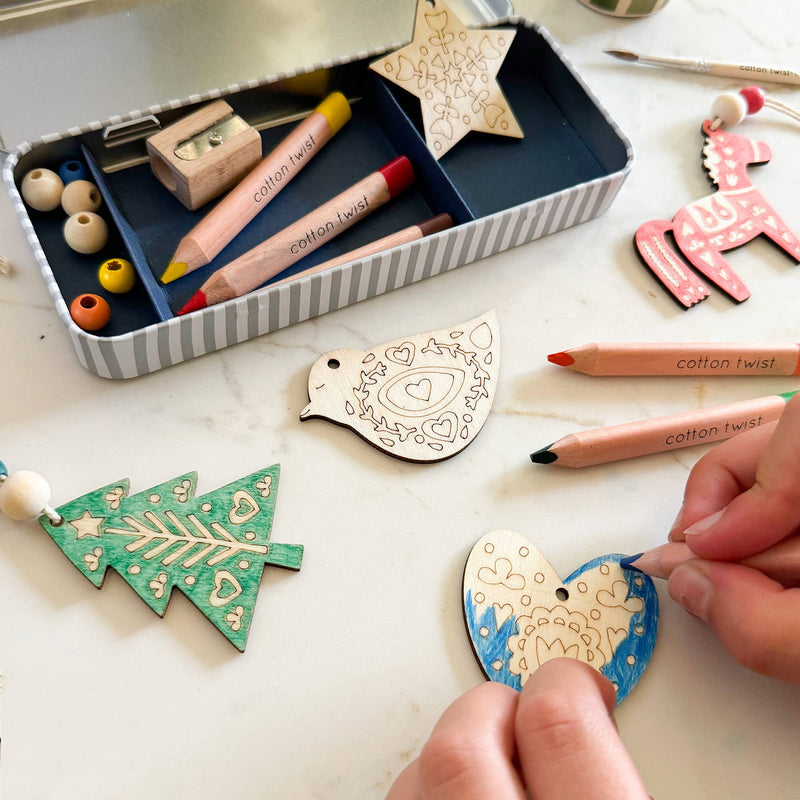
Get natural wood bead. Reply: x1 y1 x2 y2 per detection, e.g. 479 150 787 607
61 180 102 215
0 470 52 520
20 168 64 212
63 212 108 254
69 293 111 331
710 92 748 128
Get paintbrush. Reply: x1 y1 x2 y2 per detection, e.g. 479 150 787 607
605 49 800 88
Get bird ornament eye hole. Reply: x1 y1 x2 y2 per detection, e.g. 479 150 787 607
327 359 340 370
555 587 569 601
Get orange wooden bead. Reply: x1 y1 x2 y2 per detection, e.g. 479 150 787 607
69 293 111 331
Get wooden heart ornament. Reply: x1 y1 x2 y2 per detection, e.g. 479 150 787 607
300 310 499 462
463 530 658 703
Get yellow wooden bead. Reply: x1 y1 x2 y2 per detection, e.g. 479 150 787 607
20 168 64 212
98 258 136 293
64 212 108 254
62 180 102 216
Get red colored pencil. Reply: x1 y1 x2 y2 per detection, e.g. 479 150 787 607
178 156 414 314
548 342 800 376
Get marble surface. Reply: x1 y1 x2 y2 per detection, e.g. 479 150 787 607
3 0 800 797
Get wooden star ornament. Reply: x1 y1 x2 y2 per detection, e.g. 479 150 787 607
370 0 523 159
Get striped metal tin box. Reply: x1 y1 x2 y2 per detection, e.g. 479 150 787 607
3 18 633 379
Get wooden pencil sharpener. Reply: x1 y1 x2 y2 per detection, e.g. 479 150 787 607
146 100 262 211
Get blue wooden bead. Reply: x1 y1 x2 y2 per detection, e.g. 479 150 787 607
0 461 7 478
58 160 87 184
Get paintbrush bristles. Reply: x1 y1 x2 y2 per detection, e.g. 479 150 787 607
604 49 639 62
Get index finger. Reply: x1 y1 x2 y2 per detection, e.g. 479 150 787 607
671 419 776 542
686 393 800 559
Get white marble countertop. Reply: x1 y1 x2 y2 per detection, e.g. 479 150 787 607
3 0 800 797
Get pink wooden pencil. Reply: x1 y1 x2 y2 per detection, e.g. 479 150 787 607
623 539 800 587
268 213 453 287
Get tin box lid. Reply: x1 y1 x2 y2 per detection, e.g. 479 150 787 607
0 0 513 152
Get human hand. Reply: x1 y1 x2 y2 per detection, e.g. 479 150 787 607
667 393 800 682
386 658 648 800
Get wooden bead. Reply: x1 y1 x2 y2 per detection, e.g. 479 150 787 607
70 293 111 331
58 159 87 184
62 180 102 215
64 212 108 254
710 92 748 128
0 469 52 520
98 257 136 293
740 85 766 115
20 168 64 212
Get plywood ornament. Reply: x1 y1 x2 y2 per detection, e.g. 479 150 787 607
369 0 523 159
635 89 800 308
463 530 658 704
0 462 303 652
300 309 499 462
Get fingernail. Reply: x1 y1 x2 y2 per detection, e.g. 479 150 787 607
683 509 725 538
669 562 712 621
668 502 685 542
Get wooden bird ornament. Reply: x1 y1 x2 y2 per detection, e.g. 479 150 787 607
300 309 499 462
463 530 658 703
369 0 523 159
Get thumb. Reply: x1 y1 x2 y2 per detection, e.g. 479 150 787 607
669 560 800 683
686 392 800 560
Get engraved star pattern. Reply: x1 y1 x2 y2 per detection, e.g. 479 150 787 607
370 0 523 159
68 510 105 539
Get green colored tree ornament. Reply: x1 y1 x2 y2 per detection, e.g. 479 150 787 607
38 465 302 651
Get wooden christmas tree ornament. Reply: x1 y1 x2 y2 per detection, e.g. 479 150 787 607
463 530 658 703
636 86 800 307
301 309 499 462
146 100 263 210
0 461 303 651
369 0 523 159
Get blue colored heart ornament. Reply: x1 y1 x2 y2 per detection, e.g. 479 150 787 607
463 530 658 704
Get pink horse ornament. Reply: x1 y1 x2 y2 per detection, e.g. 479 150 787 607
635 121 800 307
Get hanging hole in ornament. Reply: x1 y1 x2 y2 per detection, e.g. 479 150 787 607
555 587 569 601
426 0 435 8
48 514 65 527
327 358 340 369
